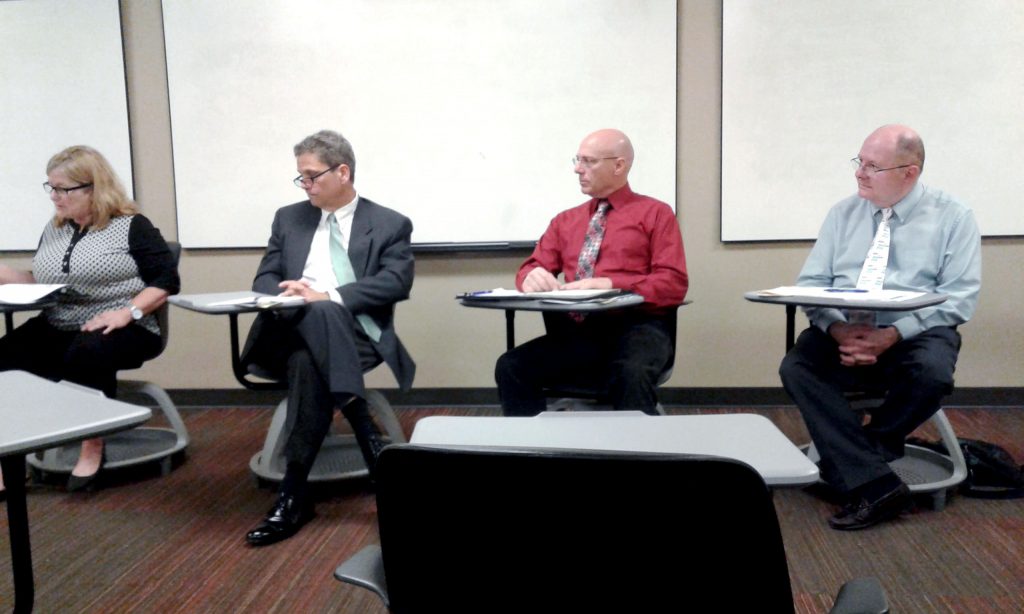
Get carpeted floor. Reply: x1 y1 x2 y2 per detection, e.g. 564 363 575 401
1 405 1022 613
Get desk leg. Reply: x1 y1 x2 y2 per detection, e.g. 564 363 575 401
2 454 34 614
228 312 248 386
4 312 13 335
785 304 796 353
504 309 515 351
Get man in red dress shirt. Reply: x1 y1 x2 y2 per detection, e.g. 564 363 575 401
495 129 688 415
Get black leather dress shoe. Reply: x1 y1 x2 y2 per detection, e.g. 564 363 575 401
828 483 912 531
245 494 315 547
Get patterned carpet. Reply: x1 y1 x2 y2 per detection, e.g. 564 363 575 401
1 405 1022 613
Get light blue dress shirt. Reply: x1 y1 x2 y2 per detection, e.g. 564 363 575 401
797 181 982 340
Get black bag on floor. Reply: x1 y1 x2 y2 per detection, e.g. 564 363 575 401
908 437 1024 499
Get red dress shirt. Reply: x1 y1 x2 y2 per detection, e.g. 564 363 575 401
516 184 688 310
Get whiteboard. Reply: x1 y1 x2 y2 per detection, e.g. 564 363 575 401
722 0 1024 241
0 0 133 251
162 0 677 248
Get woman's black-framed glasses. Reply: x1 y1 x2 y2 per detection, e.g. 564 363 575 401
43 182 93 197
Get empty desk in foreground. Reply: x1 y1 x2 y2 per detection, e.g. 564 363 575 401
410 411 819 488
1 371 152 614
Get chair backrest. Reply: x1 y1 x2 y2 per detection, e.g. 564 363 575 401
375 444 795 613
154 241 182 354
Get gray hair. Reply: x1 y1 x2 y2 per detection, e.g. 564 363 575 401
294 130 356 182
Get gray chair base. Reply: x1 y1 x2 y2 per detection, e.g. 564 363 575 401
546 366 672 415
27 378 189 478
804 408 968 510
249 389 407 485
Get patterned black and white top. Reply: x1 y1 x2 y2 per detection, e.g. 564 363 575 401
32 214 180 336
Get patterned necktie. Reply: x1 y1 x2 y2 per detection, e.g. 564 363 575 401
856 207 894 291
575 200 610 281
568 200 610 323
848 208 894 326
328 212 382 342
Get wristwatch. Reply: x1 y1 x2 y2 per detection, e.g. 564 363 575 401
129 304 144 321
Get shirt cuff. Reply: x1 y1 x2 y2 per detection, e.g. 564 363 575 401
891 316 923 340
810 308 845 333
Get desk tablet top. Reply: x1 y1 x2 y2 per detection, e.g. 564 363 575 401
743 290 947 312
169 291 305 314
459 292 645 313
411 412 818 487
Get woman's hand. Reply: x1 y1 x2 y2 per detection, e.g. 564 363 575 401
81 308 133 334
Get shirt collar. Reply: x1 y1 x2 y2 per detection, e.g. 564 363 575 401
875 181 923 223
594 183 634 212
320 193 359 224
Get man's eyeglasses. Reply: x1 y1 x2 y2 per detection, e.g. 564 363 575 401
572 156 618 169
43 182 92 197
850 157 913 176
293 165 339 188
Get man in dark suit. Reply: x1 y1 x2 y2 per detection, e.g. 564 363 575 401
242 130 415 546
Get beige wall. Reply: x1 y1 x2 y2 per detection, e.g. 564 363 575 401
4 0 1021 390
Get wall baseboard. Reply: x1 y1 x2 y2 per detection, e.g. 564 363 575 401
155 387 1024 409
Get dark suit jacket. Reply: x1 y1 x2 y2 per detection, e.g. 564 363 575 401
242 197 416 391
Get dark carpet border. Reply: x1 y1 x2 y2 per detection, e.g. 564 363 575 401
155 387 1024 408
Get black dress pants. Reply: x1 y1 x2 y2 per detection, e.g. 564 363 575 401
495 310 675 416
246 302 382 470
779 325 960 494
0 315 161 398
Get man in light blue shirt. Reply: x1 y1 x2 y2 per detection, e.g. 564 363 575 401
780 124 981 531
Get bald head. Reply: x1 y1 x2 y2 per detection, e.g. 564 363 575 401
574 129 634 197
855 124 924 207
865 124 925 169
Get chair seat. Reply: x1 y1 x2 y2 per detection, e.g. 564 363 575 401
249 388 407 486
803 408 967 510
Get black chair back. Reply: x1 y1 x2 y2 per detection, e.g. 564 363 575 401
375 444 795 613
155 241 182 354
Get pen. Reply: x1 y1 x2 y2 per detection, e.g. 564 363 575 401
824 288 867 293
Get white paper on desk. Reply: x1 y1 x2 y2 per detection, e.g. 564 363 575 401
255 295 305 308
0 283 66 304
204 295 262 307
464 288 623 301
528 289 624 300
757 286 925 301
464 288 524 299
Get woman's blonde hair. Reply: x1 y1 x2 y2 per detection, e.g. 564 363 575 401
47 145 137 229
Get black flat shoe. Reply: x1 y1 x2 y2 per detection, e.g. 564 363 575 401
245 494 315 547
828 483 913 531
68 449 107 493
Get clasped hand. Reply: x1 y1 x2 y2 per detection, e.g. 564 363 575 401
829 322 900 367
278 279 329 302
521 268 613 293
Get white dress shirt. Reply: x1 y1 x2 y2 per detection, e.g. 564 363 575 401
302 194 359 304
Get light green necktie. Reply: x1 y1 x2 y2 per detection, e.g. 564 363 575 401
328 212 382 342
